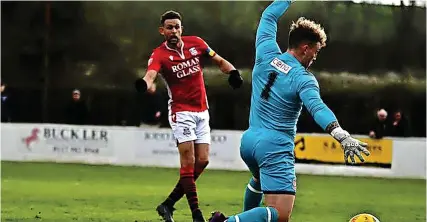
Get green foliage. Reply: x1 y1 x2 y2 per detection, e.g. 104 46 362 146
80 1 426 74
167 67 426 92
152 68 426 136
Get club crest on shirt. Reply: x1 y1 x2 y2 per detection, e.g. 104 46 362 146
189 47 198 56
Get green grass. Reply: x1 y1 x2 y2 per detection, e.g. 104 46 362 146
1 161 425 222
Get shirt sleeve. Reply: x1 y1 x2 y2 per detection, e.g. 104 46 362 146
297 73 338 131
195 36 216 57
147 50 162 72
255 0 293 62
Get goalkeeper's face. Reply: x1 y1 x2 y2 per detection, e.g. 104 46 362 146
159 19 183 46
302 42 321 69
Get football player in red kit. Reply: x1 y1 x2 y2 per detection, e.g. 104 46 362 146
134 10 243 222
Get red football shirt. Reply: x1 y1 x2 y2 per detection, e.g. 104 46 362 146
147 36 216 113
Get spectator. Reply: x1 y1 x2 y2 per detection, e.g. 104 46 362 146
65 89 89 125
369 108 388 139
1 82 11 122
389 110 411 137
136 83 162 128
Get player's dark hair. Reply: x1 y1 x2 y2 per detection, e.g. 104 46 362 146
160 11 182 25
288 17 327 49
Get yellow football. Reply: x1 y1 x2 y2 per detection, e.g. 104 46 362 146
349 213 380 222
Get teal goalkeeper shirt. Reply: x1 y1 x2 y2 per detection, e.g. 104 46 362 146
249 0 338 138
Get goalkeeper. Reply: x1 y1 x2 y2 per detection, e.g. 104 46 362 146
209 1 370 222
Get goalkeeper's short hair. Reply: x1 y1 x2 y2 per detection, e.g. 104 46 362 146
288 17 327 48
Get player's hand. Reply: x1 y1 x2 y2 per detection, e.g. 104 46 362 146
331 128 370 164
155 111 161 119
134 78 148 93
228 70 243 89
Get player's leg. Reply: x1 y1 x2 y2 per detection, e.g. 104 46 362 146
177 140 206 221
212 192 294 222
239 130 263 211
193 110 212 181
159 111 210 214
184 110 212 221
175 112 207 221
194 143 209 180
157 112 200 222
158 140 198 222
258 141 296 222
210 169 295 222
208 129 264 222
263 193 295 222
213 193 293 222
209 135 296 222
243 176 263 211
160 144 208 209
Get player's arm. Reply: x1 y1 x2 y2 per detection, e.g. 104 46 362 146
211 54 236 74
297 74 370 164
255 0 293 59
198 37 243 89
135 52 161 93
211 54 243 89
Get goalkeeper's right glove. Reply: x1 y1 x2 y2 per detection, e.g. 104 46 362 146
331 127 371 164
134 78 148 93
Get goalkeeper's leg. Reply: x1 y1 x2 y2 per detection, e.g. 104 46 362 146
210 194 294 222
210 166 296 222
243 176 263 211
239 129 264 211
210 132 296 222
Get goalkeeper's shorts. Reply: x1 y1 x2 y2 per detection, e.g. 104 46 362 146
240 127 296 195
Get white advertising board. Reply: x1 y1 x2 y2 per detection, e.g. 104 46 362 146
1 123 425 179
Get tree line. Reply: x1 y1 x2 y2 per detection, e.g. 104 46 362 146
1 1 425 136
1 1 425 88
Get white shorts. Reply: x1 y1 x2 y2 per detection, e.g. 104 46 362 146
168 110 211 144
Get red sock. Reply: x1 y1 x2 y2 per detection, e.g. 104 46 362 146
179 166 200 213
163 162 208 208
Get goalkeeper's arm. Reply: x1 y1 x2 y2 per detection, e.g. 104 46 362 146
297 77 339 135
297 75 370 163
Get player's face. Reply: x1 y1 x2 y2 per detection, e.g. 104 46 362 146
302 42 321 68
159 19 183 46
394 112 401 121
72 92 80 101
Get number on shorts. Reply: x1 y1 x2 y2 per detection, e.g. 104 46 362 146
261 72 278 101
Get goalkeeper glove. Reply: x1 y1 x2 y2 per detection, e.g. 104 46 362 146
228 70 243 89
331 127 370 164
134 78 148 93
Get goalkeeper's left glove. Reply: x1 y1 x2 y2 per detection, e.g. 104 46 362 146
228 70 243 89
331 127 370 164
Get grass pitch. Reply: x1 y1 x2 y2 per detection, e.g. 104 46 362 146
1 161 425 222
